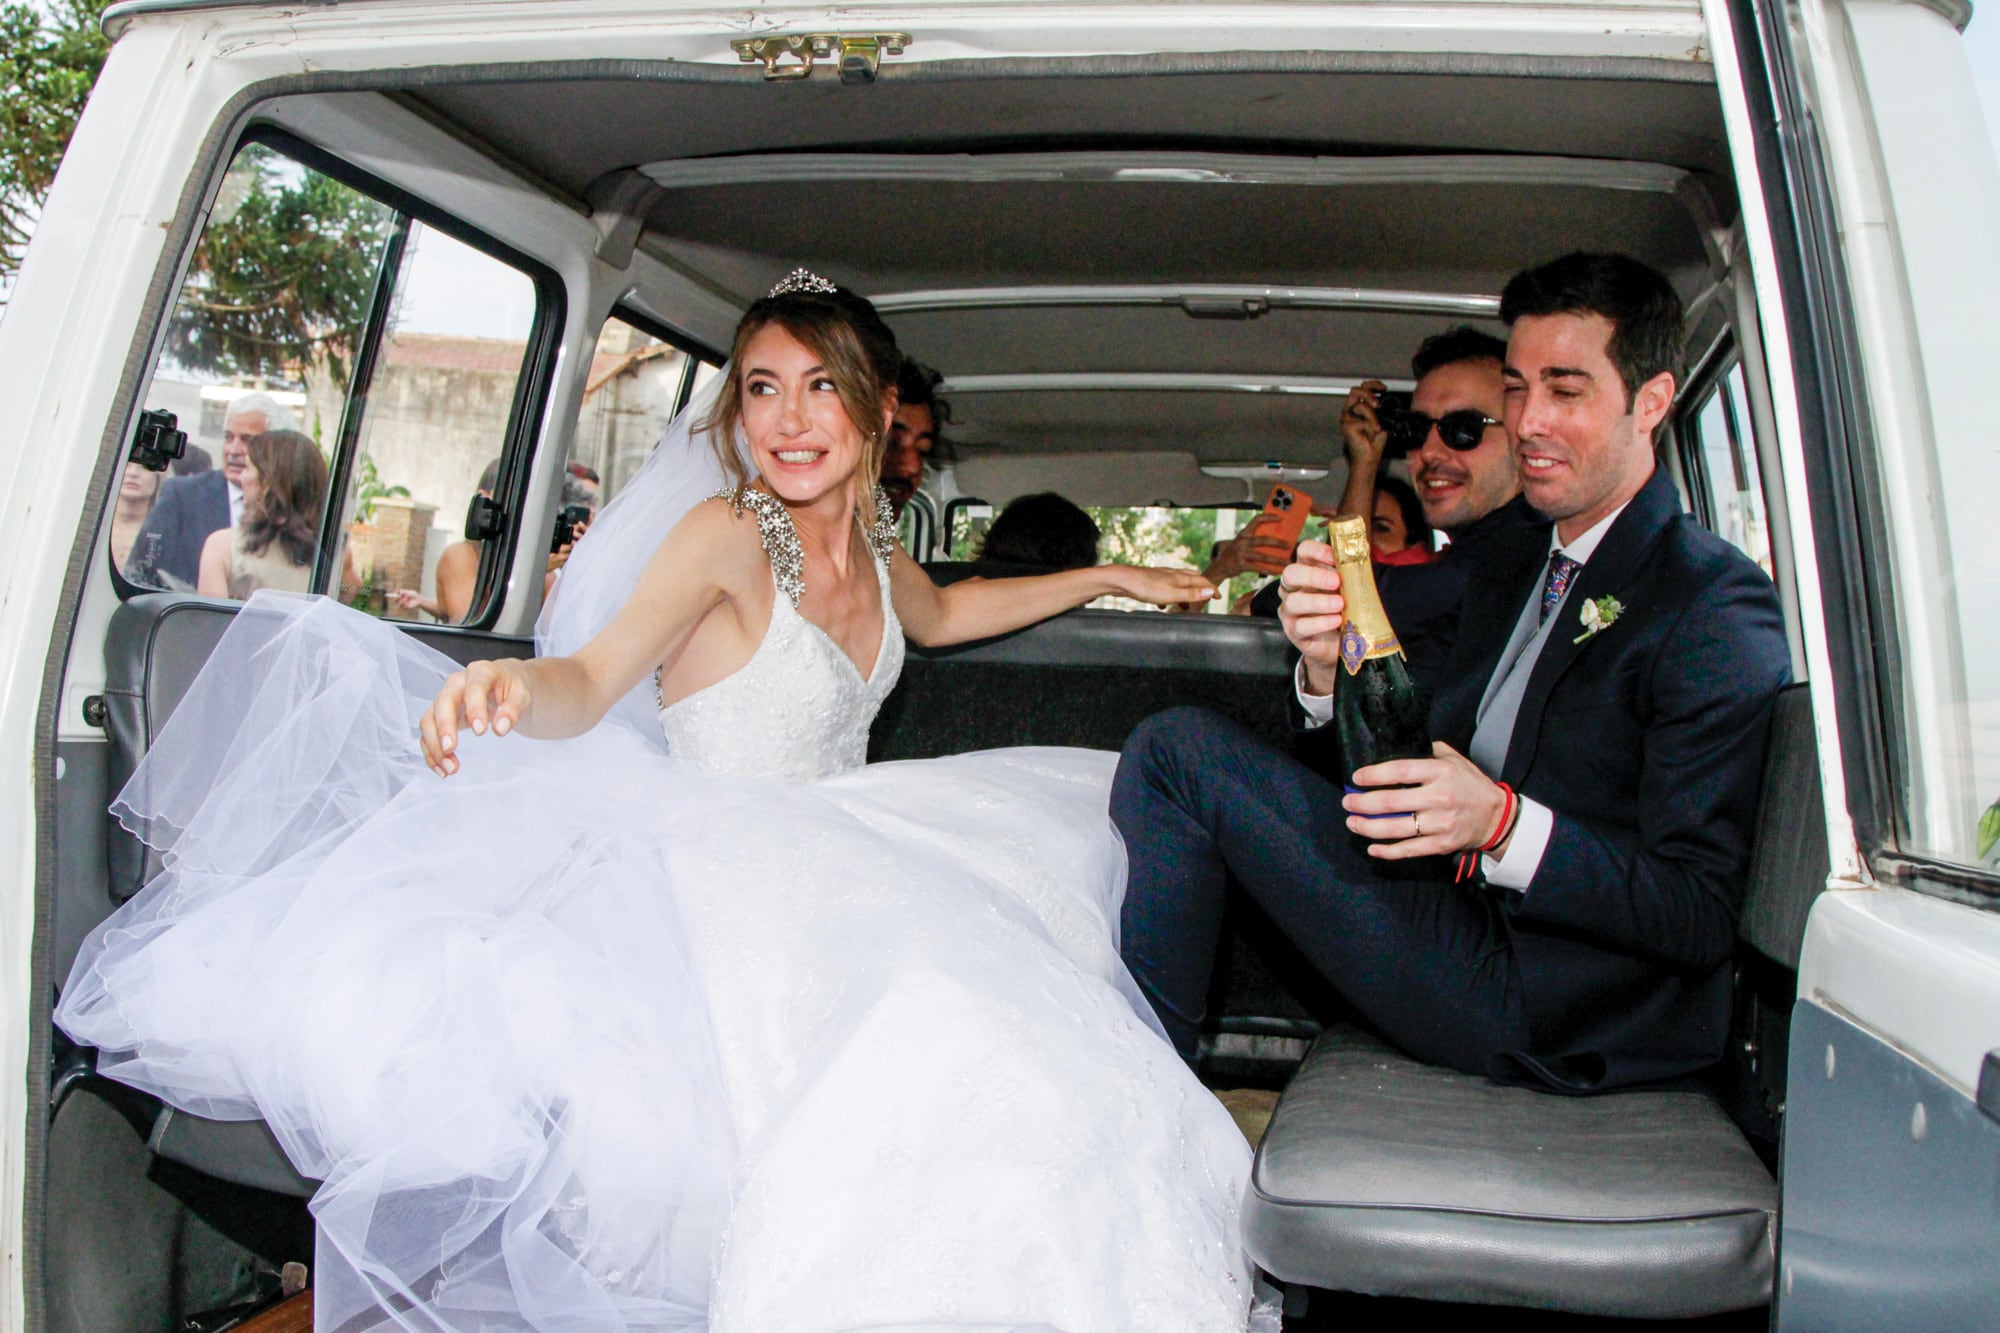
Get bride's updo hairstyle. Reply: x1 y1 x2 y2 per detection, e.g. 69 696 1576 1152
702 277 903 491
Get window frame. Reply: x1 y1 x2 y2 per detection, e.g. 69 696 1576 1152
1723 0 2000 903
598 301 726 446
1675 333 1764 554
898 491 938 561
940 497 993 561
108 123 569 635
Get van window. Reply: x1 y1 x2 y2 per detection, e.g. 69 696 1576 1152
1680 361 1773 579
1919 282 2000 870
339 220 538 622
570 312 699 507
946 501 1272 610
897 493 936 558
116 141 391 596
115 135 553 628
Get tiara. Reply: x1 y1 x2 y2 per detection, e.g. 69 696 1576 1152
769 267 838 298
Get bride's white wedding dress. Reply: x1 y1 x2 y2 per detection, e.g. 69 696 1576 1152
57 482 1264 1332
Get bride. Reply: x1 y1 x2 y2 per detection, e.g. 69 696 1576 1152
58 273 1271 1332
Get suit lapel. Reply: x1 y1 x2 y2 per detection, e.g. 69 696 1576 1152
204 472 232 534
1501 467 1680 784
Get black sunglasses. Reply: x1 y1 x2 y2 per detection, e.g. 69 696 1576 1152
1383 407 1503 453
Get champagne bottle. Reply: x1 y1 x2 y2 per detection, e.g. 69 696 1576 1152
1326 516 1431 793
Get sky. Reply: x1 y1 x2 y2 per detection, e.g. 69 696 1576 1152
393 223 537 340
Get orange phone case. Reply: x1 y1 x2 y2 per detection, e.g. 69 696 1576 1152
1251 484 1314 573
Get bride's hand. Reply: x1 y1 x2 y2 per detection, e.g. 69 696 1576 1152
421 659 534 777
1111 566 1219 609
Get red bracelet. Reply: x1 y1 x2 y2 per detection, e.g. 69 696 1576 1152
1455 782 1518 883
1477 781 1518 853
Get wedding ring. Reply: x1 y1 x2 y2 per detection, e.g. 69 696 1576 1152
1412 812 1423 836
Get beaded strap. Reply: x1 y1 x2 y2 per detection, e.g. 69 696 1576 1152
718 487 806 608
868 485 899 563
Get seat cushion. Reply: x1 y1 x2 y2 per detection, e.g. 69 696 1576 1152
1244 1028 1776 1317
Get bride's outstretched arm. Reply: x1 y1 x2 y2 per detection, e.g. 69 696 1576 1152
886 547 1217 648
421 500 759 775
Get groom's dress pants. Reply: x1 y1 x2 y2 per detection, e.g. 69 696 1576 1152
1112 705 1529 1074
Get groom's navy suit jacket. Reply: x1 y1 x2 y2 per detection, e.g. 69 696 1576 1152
1305 467 1791 1090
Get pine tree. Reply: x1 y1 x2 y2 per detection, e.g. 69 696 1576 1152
0 0 112 291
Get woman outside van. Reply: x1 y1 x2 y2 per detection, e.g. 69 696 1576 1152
195 429 326 599
390 461 591 623
107 461 162 572
1371 475 1436 565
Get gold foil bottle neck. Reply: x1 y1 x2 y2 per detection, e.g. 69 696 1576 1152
1329 514 1373 565
1323 515 1404 672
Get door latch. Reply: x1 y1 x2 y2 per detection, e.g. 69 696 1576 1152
731 33 911 85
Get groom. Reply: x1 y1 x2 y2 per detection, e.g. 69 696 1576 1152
1112 253 1792 1091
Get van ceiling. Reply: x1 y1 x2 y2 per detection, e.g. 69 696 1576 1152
404 61 1734 475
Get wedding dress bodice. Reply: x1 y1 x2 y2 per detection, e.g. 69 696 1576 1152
657 488 903 782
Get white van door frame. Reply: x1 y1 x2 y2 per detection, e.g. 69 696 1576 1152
4 2 1874 1326
1706 0 2000 1320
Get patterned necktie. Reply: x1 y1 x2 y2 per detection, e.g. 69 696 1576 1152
1541 551 1581 625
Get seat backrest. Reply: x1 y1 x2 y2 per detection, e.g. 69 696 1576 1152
870 607 1294 759
101 595 534 900
1737 682 1828 970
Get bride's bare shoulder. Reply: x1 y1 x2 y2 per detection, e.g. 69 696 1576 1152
658 494 769 582
665 494 758 541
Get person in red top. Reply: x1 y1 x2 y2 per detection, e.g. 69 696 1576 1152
1370 475 1435 564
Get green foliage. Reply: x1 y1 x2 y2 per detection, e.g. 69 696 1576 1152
1979 795 2000 864
350 451 410 524
953 500 1264 604
0 0 111 287
1086 505 1243 592
1089 505 1195 569
162 143 395 387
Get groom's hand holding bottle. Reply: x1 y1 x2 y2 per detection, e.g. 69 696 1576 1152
1277 537 1512 862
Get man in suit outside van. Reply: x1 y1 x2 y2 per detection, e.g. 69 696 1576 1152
125 392 297 590
1113 252 1792 1091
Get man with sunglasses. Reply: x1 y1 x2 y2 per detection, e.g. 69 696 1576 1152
1113 252 1791 1095
1250 328 1537 677
1329 326 1539 673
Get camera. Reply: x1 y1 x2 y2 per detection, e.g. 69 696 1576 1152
1373 390 1416 457
551 503 591 553
129 408 188 472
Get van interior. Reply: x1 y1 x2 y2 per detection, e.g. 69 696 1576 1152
40 46 1816 1332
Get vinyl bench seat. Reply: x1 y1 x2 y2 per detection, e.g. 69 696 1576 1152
1240 682 1826 1318
1245 1026 1777 1317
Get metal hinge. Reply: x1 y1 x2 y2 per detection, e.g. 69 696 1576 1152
732 32 911 85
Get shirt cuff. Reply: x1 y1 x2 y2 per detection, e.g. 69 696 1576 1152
1294 659 1334 726
1482 796 1552 892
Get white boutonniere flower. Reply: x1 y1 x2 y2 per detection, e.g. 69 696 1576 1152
1574 595 1625 644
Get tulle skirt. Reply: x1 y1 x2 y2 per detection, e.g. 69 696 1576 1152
57 595 1261 1332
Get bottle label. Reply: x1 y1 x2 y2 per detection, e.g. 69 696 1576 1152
1340 617 1403 674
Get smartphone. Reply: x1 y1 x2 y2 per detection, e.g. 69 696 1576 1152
1252 483 1315 574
